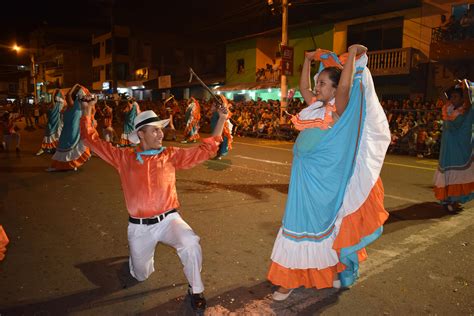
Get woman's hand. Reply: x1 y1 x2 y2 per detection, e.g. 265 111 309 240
304 50 316 61
348 44 368 55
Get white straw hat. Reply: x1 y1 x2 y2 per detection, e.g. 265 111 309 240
129 110 170 144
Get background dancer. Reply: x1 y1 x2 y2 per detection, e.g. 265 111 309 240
98 101 116 143
1 111 21 154
268 45 391 300
120 97 140 147
36 89 64 155
47 84 91 172
210 99 233 159
182 97 201 143
433 79 473 212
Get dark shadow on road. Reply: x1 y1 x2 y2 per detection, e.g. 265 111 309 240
0 166 48 173
384 202 451 235
0 256 179 315
141 281 344 315
181 179 289 200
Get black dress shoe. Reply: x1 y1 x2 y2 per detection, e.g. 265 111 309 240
188 285 206 312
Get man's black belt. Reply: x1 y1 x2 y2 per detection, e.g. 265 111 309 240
128 209 177 225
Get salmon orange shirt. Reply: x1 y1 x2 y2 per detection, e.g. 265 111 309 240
80 116 221 218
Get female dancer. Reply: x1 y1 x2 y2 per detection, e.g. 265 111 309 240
182 97 201 143
36 89 64 155
268 45 391 300
433 79 473 212
120 98 140 146
47 84 91 171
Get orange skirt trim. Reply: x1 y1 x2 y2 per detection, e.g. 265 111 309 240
333 178 389 250
41 140 58 150
51 148 91 170
434 182 474 200
268 178 388 289
187 133 200 141
268 250 367 289
120 138 132 146
0 225 9 261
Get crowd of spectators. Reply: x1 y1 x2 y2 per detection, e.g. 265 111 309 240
434 8 474 42
1 93 447 158
138 96 445 158
382 98 443 158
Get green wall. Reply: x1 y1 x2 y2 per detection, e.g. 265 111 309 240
226 39 257 84
225 24 334 89
287 24 334 88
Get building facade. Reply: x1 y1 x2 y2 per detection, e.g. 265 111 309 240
91 25 157 100
221 0 473 102
29 26 94 101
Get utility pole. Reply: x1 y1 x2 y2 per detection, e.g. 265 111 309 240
111 12 117 94
280 0 288 124
30 54 37 105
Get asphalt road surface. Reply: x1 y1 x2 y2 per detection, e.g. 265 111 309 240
0 122 472 315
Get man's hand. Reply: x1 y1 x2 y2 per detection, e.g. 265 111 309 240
217 95 230 117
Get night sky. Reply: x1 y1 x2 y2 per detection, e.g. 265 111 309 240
0 0 420 66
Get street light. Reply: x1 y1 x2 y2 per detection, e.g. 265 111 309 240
12 45 38 105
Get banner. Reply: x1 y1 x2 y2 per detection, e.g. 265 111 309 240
158 75 171 89
281 45 294 76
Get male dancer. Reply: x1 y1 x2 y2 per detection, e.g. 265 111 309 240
80 94 229 313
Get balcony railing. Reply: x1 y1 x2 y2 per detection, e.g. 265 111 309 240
367 48 414 76
429 27 474 61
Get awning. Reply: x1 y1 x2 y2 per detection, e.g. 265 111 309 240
144 75 224 90
214 81 280 92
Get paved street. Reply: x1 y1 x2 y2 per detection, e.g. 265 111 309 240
0 122 473 315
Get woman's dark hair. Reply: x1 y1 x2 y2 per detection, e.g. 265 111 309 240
445 86 463 99
70 85 82 100
320 67 342 88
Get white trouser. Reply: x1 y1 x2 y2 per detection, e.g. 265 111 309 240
127 212 204 294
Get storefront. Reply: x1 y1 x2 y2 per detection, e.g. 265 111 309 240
214 81 302 102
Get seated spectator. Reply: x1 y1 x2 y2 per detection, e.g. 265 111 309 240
416 126 428 158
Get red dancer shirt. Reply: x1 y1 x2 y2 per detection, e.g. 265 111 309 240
80 116 221 218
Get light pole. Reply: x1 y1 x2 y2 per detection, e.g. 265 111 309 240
268 0 289 124
12 45 38 104
280 0 288 124
30 53 37 105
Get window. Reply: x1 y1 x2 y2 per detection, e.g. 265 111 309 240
93 66 101 82
105 63 111 80
8 83 18 93
105 38 112 55
237 59 245 74
116 63 129 80
452 3 469 20
93 43 100 59
347 17 403 51
115 37 129 56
